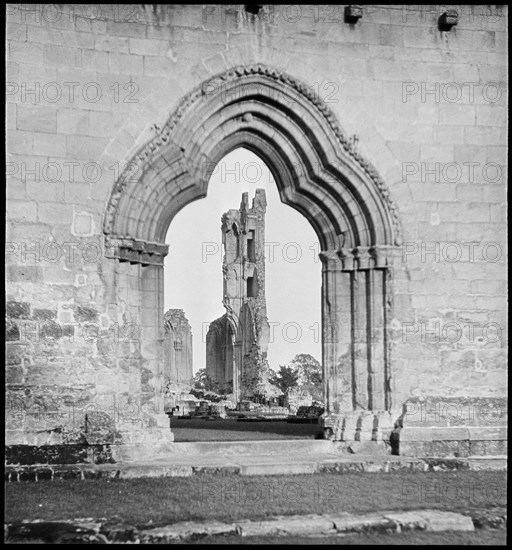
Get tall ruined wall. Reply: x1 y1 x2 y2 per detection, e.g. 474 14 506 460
5 5 507 449
163 309 193 385
206 190 273 399
205 314 233 388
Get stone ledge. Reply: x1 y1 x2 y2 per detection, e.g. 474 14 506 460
397 397 508 428
7 508 500 543
5 456 507 482
396 426 508 442
394 436 507 458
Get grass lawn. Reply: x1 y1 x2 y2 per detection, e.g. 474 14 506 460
5 471 506 527
169 418 322 441
187 530 507 545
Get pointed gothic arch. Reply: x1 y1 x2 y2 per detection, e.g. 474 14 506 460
103 64 402 430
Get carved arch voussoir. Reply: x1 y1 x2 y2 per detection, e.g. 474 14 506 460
103 63 402 265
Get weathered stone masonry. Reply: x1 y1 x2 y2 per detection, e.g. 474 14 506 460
5 5 507 462
206 189 274 401
163 308 193 387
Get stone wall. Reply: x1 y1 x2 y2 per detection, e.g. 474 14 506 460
205 314 233 388
163 309 193 385
5 5 507 453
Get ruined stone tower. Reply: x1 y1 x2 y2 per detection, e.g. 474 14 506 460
163 309 193 387
206 189 274 402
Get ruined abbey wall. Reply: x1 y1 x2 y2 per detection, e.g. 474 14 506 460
206 190 274 401
6 5 507 452
163 309 193 386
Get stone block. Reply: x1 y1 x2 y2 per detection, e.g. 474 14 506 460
469 439 507 456
141 521 237 542
6 366 24 384
439 104 476 126
57 109 89 135
203 52 228 76
6 265 44 283
33 134 66 157
237 515 334 537
43 44 80 67
129 38 169 57
82 49 109 71
434 125 465 145
385 510 474 532
8 41 44 64
7 200 37 222
25 181 65 202
465 126 502 145
141 56 176 77
6 21 28 41
7 131 33 155
472 30 496 51
467 426 507 440
456 185 483 202
476 104 507 127
108 53 144 75
403 26 440 48
17 105 57 133
483 185 506 203
106 20 147 39
37 202 73 224
95 35 129 53
66 135 109 161
240 462 317 476
72 210 95 236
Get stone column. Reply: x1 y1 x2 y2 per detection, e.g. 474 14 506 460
233 340 242 402
140 265 164 414
367 268 386 410
320 250 352 413
320 245 395 447
351 267 369 410
133 265 173 442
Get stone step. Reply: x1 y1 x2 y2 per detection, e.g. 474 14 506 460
112 439 340 463
166 439 335 457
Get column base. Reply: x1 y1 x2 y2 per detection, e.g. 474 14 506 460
320 410 394 453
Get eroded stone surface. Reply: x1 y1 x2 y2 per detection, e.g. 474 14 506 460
206 190 277 402
163 309 194 395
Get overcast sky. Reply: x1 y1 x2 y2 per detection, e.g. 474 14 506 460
164 148 321 373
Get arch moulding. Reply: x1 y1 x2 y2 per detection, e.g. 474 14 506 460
103 63 403 437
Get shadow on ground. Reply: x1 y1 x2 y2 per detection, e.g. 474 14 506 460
170 418 323 441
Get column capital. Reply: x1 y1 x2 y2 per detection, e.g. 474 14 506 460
369 244 398 268
319 249 340 269
105 235 169 266
354 246 371 270
320 245 399 271
338 247 356 271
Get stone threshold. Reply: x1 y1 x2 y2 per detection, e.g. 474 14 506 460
5 508 507 543
5 455 507 482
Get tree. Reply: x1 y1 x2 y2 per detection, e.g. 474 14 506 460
269 365 299 394
289 354 323 402
290 354 322 386
192 368 220 393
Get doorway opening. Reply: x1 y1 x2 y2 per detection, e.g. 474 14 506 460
164 148 323 441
